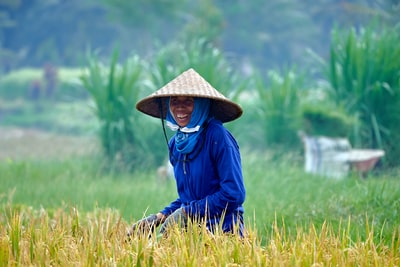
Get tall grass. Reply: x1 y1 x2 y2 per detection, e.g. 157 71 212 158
249 68 305 150
327 23 400 167
80 50 165 171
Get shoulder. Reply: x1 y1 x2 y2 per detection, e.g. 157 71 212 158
206 118 238 147
206 118 226 137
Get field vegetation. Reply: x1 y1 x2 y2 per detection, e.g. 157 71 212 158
1 18 399 266
1 145 400 265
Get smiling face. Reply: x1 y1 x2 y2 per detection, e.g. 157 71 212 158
169 96 195 127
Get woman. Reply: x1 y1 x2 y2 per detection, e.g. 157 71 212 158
130 68 246 236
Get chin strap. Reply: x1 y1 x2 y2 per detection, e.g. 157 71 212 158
158 98 170 148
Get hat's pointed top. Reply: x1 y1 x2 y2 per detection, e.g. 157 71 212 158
150 68 227 99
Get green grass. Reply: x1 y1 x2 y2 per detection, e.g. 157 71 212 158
0 67 86 100
0 100 99 135
1 150 399 244
1 149 400 265
0 157 176 222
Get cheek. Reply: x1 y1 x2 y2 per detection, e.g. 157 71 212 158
188 104 195 113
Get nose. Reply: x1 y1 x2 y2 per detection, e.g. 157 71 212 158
175 101 185 108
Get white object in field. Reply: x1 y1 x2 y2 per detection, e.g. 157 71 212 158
301 135 385 178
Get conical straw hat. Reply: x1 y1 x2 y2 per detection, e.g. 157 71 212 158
136 68 243 123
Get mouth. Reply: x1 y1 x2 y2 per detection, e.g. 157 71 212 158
175 113 190 125
176 114 188 119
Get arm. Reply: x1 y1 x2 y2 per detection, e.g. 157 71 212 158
159 198 183 218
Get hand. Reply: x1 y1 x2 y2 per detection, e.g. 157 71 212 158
128 214 161 237
159 207 188 234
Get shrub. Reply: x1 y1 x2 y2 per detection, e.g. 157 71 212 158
301 104 357 138
80 50 164 171
327 23 400 167
250 68 305 150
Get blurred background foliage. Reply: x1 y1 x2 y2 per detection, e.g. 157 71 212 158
79 50 164 171
326 23 400 167
1 0 400 171
2 0 399 70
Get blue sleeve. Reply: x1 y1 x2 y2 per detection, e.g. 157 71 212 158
160 198 182 216
159 139 183 216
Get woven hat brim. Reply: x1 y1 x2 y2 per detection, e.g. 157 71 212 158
135 68 243 123
136 95 243 123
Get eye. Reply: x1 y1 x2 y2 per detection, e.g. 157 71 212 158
185 99 194 105
170 98 178 105
170 97 194 107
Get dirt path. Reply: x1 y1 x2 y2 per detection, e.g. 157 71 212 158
0 127 98 161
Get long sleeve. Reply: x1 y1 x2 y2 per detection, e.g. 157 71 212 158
160 198 183 216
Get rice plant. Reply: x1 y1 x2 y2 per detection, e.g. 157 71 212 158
1 148 400 265
1 204 399 266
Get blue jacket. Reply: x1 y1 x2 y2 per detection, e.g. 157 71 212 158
160 118 246 233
